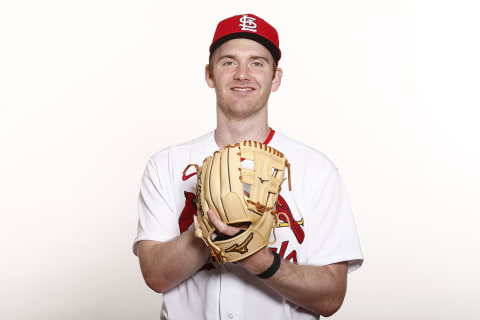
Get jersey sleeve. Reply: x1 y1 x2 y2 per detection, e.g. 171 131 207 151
132 153 179 256
305 167 363 273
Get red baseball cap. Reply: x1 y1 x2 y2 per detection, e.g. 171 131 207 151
209 14 281 63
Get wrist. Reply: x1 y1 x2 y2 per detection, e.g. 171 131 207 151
187 228 211 256
255 250 281 279
241 248 280 277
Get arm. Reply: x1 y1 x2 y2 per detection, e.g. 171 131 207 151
209 209 347 317
242 247 347 317
137 228 210 293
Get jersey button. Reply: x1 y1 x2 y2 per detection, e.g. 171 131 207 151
228 313 234 319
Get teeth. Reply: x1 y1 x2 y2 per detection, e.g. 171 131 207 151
233 88 253 91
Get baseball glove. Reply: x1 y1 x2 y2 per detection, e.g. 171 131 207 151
183 140 291 263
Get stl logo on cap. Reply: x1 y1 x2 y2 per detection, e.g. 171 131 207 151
239 15 257 32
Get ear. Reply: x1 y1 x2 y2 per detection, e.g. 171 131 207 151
205 64 215 88
271 67 283 92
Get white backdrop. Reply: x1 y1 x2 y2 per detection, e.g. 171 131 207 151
1 0 479 319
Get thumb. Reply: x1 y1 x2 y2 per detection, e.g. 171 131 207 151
208 209 241 236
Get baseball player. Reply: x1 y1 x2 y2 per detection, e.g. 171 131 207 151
133 14 363 320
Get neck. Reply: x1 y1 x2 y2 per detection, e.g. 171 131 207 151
214 107 270 149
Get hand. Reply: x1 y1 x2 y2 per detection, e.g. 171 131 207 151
207 209 241 237
207 209 275 275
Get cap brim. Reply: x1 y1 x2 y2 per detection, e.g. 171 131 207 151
209 32 281 63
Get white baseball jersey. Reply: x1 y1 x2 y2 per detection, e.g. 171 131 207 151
133 129 363 320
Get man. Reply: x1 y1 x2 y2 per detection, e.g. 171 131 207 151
133 14 363 319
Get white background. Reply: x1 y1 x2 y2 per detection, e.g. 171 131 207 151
1 0 479 319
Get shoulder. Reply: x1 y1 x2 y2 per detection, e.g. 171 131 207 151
149 131 215 166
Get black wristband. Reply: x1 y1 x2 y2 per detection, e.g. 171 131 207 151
256 250 281 279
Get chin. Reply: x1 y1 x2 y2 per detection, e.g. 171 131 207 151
223 103 264 120
217 93 268 119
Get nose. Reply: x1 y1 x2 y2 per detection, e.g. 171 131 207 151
233 62 250 81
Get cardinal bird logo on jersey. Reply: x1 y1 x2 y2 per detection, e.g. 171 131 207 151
275 195 305 244
179 191 196 234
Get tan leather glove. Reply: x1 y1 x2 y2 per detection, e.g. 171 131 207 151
184 140 291 263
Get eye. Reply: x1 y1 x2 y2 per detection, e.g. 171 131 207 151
222 60 235 66
251 61 263 67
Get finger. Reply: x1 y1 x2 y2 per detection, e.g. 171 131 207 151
208 209 241 236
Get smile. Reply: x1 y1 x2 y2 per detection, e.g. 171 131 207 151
231 87 255 92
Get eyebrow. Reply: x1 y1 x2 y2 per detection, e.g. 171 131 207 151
217 54 236 61
250 56 270 62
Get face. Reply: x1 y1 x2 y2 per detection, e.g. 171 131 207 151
205 38 282 120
